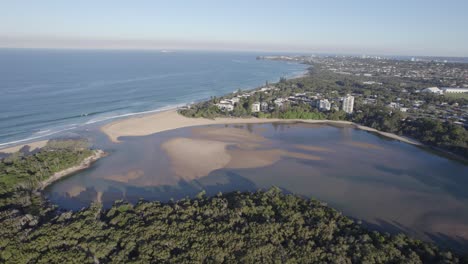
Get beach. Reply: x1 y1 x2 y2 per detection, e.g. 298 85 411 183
100 109 422 146
0 140 49 154
0 109 421 155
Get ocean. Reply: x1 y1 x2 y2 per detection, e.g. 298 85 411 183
0 49 307 147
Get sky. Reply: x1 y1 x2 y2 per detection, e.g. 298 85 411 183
1 0 467 56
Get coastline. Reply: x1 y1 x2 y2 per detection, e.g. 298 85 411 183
0 140 49 154
38 149 106 190
100 109 422 146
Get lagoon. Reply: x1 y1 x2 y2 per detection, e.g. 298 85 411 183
45 123 468 251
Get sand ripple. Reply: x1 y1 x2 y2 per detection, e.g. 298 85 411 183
161 127 323 180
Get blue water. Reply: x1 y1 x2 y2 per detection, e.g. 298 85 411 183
0 49 307 147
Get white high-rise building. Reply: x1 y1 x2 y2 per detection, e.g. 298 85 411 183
342 95 354 114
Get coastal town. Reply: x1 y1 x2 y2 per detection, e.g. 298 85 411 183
180 55 468 158
214 88 356 115
200 55 468 128
258 55 468 88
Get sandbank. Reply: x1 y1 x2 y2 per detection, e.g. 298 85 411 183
100 109 422 146
161 133 323 181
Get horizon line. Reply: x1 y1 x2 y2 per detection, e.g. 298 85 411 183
1 46 467 60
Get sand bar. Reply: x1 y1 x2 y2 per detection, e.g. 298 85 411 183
100 109 422 146
161 127 324 181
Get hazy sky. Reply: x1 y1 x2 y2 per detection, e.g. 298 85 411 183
1 0 467 56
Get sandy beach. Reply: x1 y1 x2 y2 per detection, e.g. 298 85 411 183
0 109 421 156
100 109 422 146
0 140 49 154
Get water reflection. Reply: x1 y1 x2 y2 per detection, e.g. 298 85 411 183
45 123 468 251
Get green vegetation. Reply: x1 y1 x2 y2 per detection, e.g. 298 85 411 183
351 105 468 157
443 93 468 100
1 188 466 263
0 143 466 263
0 139 93 209
179 69 468 158
0 139 92 195
179 101 222 119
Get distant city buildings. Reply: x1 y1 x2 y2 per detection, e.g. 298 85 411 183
421 87 468 94
342 95 354 114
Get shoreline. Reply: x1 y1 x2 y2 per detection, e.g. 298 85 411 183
0 68 309 153
38 149 106 190
100 109 422 146
0 140 49 154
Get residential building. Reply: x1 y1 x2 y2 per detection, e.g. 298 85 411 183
215 103 234 112
260 102 269 112
342 95 354 114
363 98 376 105
316 99 331 111
251 102 261 113
441 87 468 93
387 102 399 109
273 98 287 108
422 87 443 94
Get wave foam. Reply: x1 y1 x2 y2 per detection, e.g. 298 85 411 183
0 104 187 148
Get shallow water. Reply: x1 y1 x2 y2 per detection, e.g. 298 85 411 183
45 123 468 251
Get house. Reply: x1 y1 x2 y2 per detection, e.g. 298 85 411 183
260 86 276 92
363 81 382 85
413 100 424 107
274 98 287 108
387 102 399 109
260 102 269 112
251 102 261 113
363 98 376 105
422 87 443 94
216 103 234 112
316 99 331 111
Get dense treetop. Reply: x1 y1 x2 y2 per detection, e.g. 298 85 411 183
1 188 466 263
0 139 93 197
